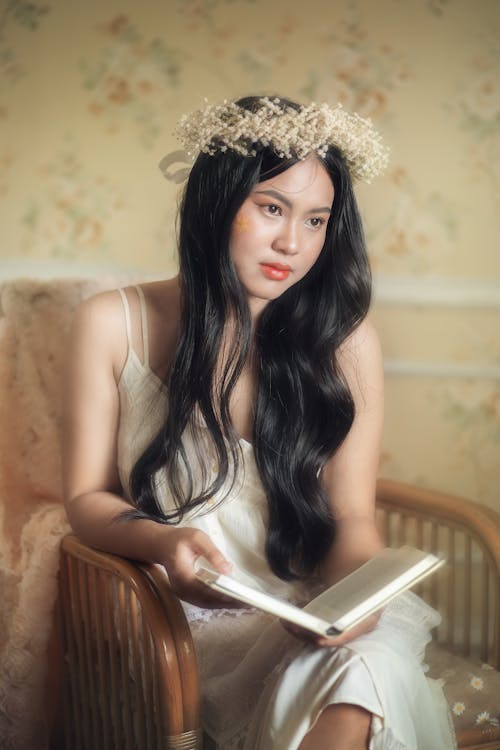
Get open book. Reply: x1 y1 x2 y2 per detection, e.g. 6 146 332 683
195 545 445 637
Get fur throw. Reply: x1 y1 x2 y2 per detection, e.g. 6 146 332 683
0 277 139 749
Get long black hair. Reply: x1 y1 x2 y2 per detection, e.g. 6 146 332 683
129 96 372 581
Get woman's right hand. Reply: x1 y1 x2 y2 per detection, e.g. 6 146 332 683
155 525 240 609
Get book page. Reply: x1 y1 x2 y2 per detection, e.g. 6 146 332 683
195 546 444 636
304 547 444 631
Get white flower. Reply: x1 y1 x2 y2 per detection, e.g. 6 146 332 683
470 676 484 691
452 702 466 716
475 711 492 725
174 98 389 184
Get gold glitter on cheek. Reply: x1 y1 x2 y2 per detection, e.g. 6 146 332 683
233 213 251 234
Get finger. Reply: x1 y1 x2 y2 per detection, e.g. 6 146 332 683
192 580 240 607
174 578 246 609
316 635 343 648
317 612 382 648
193 535 233 575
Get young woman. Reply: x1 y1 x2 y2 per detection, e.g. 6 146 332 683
63 96 455 749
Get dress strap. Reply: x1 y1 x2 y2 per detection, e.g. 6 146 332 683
134 285 150 367
117 288 132 351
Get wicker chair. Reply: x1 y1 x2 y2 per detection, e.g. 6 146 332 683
51 478 500 750
376 479 500 750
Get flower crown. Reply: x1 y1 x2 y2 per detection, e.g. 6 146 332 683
164 97 389 184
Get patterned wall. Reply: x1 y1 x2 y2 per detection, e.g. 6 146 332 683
1 0 499 509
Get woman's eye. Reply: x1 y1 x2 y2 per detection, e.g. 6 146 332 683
264 204 282 216
307 217 326 229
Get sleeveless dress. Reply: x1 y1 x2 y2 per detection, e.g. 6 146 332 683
116 287 457 750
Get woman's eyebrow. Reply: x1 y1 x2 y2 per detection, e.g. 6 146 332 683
253 188 331 214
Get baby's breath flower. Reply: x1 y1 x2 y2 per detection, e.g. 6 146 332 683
174 97 389 184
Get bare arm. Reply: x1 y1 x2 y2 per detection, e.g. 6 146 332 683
318 318 385 645
62 291 233 608
284 318 385 646
320 317 385 584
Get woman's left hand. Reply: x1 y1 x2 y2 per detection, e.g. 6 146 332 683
281 610 382 648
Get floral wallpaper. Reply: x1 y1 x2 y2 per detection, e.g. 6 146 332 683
1 0 499 510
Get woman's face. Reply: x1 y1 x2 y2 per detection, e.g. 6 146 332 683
229 157 334 317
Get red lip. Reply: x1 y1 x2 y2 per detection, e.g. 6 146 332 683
260 263 291 281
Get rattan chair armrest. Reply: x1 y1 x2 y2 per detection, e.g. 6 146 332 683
376 478 500 574
137 562 200 730
59 533 201 745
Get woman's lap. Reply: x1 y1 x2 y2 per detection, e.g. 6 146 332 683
188 593 456 750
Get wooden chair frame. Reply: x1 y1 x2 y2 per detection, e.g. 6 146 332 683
377 478 500 669
52 478 500 750
377 479 500 750
54 535 202 750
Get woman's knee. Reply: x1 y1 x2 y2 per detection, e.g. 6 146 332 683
299 702 371 750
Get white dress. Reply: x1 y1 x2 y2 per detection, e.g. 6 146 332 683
116 287 456 750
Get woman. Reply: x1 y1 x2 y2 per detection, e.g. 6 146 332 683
63 96 455 749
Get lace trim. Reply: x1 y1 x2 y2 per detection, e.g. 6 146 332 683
377 591 440 662
183 604 256 623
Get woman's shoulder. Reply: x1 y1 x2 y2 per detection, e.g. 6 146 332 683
70 288 132 383
73 277 181 331
337 318 384 400
71 286 125 336
138 277 181 320
340 317 381 357
71 276 181 382
138 277 181 377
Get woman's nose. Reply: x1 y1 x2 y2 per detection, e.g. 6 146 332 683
272 221 299 255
